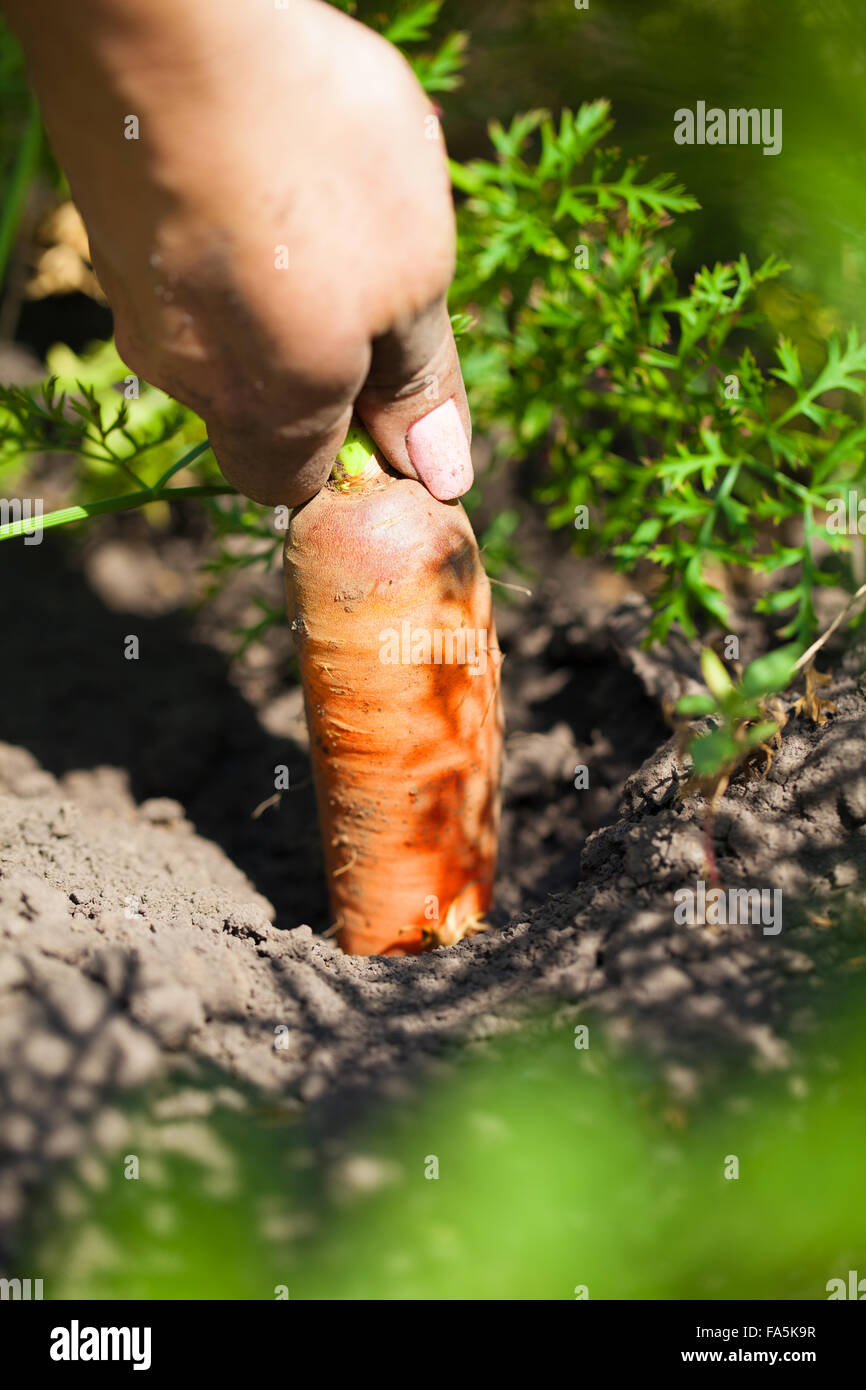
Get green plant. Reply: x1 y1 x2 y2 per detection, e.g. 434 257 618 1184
674 569 866 805
5 25 866 657
675 645 800 805
453 102 866 644
0 343 229 540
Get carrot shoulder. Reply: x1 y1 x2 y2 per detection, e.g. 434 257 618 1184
284 429 503 956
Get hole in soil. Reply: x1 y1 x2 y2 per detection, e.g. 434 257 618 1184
492 622 669 921
0 528 667 951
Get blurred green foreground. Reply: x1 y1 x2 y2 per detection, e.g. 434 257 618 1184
20 973 866 1301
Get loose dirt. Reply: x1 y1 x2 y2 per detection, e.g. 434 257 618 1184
1 518 864 1266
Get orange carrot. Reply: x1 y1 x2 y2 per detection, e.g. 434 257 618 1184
284 425 503 956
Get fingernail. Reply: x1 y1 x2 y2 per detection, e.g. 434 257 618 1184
406 398 473 501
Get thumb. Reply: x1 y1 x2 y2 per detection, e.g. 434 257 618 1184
355 296 473 501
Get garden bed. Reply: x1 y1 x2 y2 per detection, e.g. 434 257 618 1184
1 501 864 1267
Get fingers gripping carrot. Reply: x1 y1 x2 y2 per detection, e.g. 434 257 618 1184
284 425 503 956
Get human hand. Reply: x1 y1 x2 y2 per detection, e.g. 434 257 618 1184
3 0 472 505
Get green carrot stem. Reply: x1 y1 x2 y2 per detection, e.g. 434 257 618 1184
332 421 378 486
0 483 235 542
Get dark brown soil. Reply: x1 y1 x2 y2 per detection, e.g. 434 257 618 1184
1 492 865 1268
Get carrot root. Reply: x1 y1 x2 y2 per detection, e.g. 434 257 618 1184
284 435 502 956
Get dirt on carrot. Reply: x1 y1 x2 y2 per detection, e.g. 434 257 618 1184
284 447 503 956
